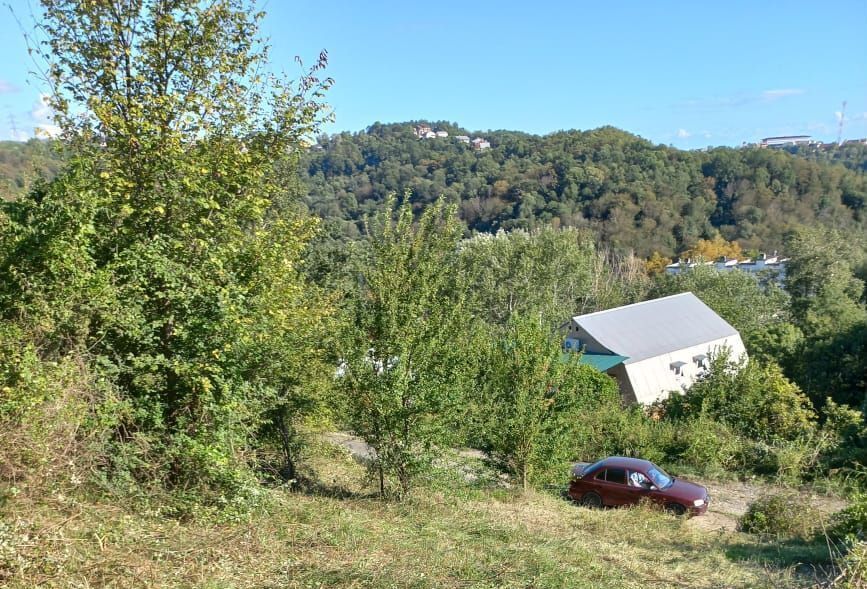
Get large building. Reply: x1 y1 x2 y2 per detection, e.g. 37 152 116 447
564 293 747 405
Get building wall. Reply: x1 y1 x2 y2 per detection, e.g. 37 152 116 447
566 322 611 355
606 363 637 405
621 335 747 405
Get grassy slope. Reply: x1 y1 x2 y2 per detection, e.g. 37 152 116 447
1 445 835 589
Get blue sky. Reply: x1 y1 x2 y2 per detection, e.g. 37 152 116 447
1 0 866 148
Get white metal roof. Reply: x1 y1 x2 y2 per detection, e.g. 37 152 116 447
572 292 739 364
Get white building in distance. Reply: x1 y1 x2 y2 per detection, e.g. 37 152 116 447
665 253 787 282
564 292 747 405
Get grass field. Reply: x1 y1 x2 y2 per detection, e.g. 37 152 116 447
0 441 844 588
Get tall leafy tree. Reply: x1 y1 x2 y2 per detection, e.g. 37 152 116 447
341 196 472 499
783 227 867 406
0 0 333 488
482 314 620 491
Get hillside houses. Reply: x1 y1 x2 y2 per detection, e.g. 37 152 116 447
564 293 747 405
413 124 489 149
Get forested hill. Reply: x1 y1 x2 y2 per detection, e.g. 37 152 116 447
3 127 867 257
302 122 867 257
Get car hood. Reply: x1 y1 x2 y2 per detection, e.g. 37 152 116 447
664 478 707 501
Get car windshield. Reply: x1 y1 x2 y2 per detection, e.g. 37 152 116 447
584 459 606 477
647 466 673 489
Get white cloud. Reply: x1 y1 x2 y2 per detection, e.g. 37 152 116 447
0 80 19 94
8 129 29 141
31 93 61 138
761 88 805 101
837 111 867 122
676 128 691 139
679 88 806 110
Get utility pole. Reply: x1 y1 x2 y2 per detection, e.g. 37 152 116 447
6 113 19 140
837 100 847 146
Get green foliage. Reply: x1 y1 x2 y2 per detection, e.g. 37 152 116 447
480 314 620 489
458 226 649 327
668 415 745 473
664 352 816 443
739 492 824 540
0 140 63 201
341 196 472 499
783 226 867 406
833 493 867 542
301 123 867 256
650 264 794 361
580 404 673 465
0 0 334 499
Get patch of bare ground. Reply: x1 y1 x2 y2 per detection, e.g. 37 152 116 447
687 479 847 533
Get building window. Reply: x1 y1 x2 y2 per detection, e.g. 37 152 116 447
670 361 687 376
692 354 708 369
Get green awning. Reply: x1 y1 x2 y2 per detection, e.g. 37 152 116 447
577 353 628 371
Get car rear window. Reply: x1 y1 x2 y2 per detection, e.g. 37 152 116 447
595 467 627 485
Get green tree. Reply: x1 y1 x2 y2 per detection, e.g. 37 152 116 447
650 265 794 361
341 196 472 499
0 0 333 491
664 351 816 443
457 226 648 328
482 314 620 490
783 227 867 405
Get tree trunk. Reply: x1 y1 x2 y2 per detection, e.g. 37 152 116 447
275 409 296 482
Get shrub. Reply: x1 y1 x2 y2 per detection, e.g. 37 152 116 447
739 492 824 540
664 352 817 443
669 416 743 473
578 404 672 465
833 541 867 588
832 493 867 542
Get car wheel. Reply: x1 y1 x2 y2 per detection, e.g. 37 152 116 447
665 503 686 516
581 492 603 509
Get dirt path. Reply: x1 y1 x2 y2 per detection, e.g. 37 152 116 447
687 479 847 532
321 433 848 531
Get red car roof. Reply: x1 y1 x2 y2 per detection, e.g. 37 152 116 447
595 456 656 470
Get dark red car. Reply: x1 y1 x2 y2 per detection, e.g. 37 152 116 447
568 456 709 516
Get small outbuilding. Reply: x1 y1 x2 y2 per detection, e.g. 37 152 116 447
564 292 747 405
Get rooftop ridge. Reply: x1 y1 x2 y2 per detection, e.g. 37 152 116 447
572 292 693 322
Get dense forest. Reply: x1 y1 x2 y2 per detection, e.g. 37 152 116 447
5 125 867 259
302 123 867 256
0 139 64 200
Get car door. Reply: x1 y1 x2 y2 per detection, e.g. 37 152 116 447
592 467 633 506
625 469 656 505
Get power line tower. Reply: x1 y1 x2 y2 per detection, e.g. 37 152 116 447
6 113 20 140
837 100 847 146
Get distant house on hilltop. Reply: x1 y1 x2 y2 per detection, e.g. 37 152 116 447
760 135 811 148
665 253 787 282
564 293 747 405
456 135 470 144
472 137 491 150
435 130 449 138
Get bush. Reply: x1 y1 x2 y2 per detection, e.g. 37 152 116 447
832 540 867 588
739 492 824 540
578 404 671 465
832 493 867 542
664 352 817 443
668 416 744 474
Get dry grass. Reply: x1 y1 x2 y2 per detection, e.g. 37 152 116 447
0 444 841 588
